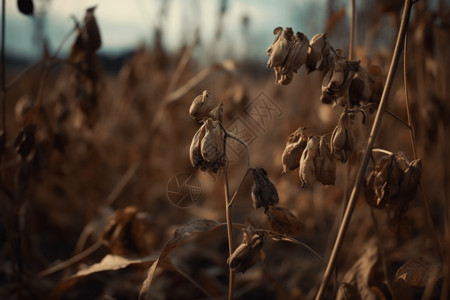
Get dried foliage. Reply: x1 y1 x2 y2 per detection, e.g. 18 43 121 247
1 1 449 300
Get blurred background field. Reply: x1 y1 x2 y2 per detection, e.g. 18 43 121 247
1 0 450 299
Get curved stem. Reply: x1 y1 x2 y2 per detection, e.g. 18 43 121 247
223 134 235 300
315 1 414 299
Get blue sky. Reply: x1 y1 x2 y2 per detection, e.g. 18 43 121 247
5 0 329 62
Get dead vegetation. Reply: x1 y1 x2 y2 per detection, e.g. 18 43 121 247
1 0 450 299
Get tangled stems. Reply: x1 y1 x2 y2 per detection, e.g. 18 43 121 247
315 1 414 299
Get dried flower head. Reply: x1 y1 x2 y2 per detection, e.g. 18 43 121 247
189 118 225 173
315 136 336 185
306 33 331 73
227 221 264 273
251 168 279 213
281 127 309 173
299 136 320 187
331 111 355 163
189 90 217 122
266 206 304 236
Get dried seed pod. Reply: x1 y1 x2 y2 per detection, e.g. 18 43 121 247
306 33 331 73
349 65 372 107
14 125 35 158
189 90 216 122
17 0 33 16
331 111 355 163
251 168 279 213
227 222 264 273
82 6 101 52
373 154 403 206
281 32 309 75
281 127 309 173
189 119 225 173
299 136 320 187
321 49 359 107
315 136 336 185
189 123 208 170
266 27 294 68
266 206 304 236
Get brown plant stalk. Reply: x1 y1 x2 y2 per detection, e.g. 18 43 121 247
315 1 414 299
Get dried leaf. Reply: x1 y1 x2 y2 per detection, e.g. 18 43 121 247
315 136 336 185
266 27 294 68
139 219 221 300
306 33 331 73
331 111 355 163
266 206 304 236
395 257 442 287
281 32 309 75
336 239 379 300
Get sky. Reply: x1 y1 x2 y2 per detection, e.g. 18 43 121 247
5 0 329 62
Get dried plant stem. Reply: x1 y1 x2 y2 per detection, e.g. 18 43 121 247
315 1 413 299
348 0 355 61
1 0 5 136
403 32 443 264
38 242 103 277
223 134 235 300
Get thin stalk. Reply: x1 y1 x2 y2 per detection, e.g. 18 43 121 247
348 0 355 61
1 0 5 136
403 31 443 263
315 1 414 299
223 133 235 300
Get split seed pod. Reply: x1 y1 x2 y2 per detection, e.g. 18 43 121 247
315 136 336 185
189 118 225 173
331 111 355 163
266 27 294 68
189 90 217 122
227 222 264 273
299 136 320 187
251 168 279 213
281 127 309 173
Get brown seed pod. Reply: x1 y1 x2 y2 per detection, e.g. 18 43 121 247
281 127 309 173
281 32 309 75
189 90 216 122
266 206 304 236
349 65 372 107
189 119 225 173
266 27 294 68
373 154 403 206
227 222 264 273
299 136 320 187
306 33 331 73
315 136 336 185
82 6 102 52
250 168 279 213
331 111 355 163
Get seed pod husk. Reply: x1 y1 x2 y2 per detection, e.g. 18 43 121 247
251 168 279 213
315 136 336 185
227 223 264 273
266 27 294 68
373 154 403 206
281 127 308 173
281 32 309 75
299 136 320 187
189 90 216 122
82 6 101 52
306 33 331 73
266 206 304 236
331 111 355 163
189 118 225 173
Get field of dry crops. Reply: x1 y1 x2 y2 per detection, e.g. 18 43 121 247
1 0 450 299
